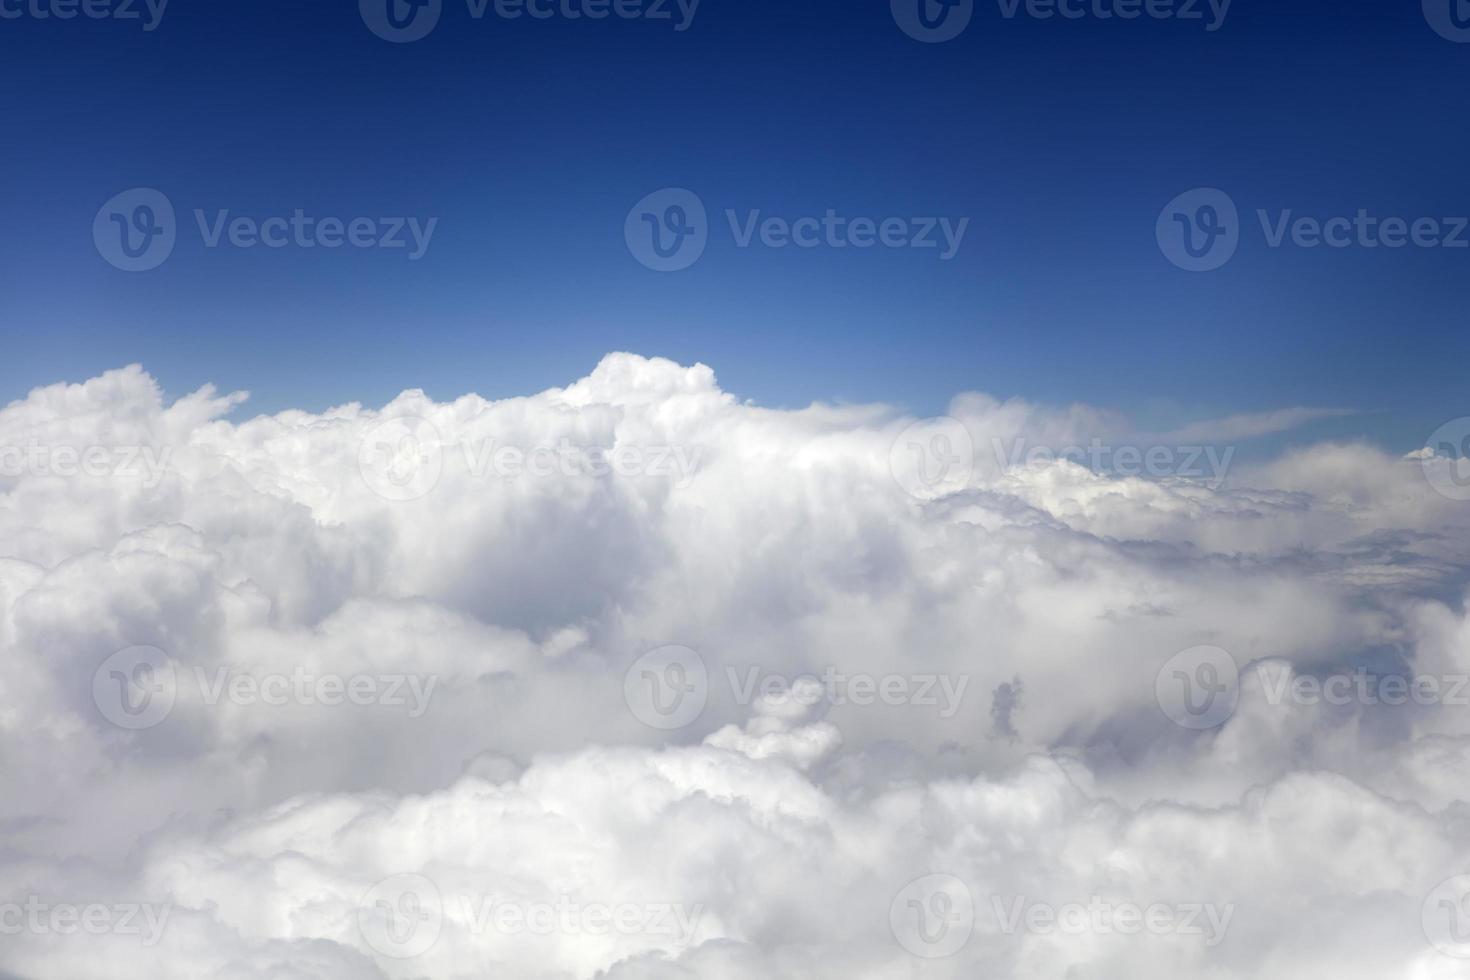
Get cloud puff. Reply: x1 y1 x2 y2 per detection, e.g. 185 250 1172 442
1 354 1468 978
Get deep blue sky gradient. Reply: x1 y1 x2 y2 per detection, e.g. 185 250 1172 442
1 0 1466 452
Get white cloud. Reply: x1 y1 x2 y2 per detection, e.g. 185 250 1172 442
1 353 1468 978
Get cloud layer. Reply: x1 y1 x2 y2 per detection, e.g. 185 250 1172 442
1 354 1469 978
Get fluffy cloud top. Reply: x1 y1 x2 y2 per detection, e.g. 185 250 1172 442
1 354 1468 979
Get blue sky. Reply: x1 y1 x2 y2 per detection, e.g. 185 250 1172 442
2 0 1467 452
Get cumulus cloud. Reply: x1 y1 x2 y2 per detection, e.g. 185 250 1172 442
1 354 1468 978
